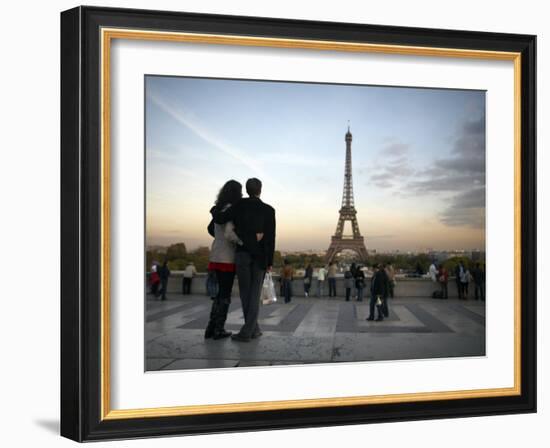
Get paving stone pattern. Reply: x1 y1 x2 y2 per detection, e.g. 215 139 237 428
146 294 486 371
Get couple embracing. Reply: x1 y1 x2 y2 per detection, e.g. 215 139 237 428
204 178 276 342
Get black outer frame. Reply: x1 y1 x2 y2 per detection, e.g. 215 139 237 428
60 5 537 442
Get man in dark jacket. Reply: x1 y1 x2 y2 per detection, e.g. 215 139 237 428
158 260 171 301
212 178 276 342
367 264 390 321
471 262 485 301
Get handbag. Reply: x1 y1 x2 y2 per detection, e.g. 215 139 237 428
261 272 278 305
375 295 383 306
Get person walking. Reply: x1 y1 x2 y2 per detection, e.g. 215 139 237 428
281 259 294 303
428 260 439 298
158 260 171 301
350 262 358 299
355 266 366 302
438 264 448 299
327 261 338 297
204 180 243 340
317 265 327 297
182 262 197 295
455 263 464 299
471 262 485 301
367 265 379 320
367 264 389 321
304 263 313 297
149 262 161 299
278 266 285 297
344 269 354 302
461 264 471 300
385 263 395 298
212 178 276 342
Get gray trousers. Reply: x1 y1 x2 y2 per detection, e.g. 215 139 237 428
235 251 266 338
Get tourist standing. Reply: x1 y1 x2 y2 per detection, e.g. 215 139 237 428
159 260 171 301
344 269 354 301
350 262 358 299
317 265 327 297
367 265 379 320
150 262 161 298
461 264 471 300
438 264 448 299
429 260 438 282
204 180 243 340
182 262 197 295
355 266 366 302
385 263 395 298
281 259 294 303
471 262 485 301
328 261 338 297
455 263 464 299
212 178 276 342
367 264 389 321
304 263 313 297
428 260 439 298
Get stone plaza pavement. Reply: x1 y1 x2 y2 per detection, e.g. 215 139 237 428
146 293 486 371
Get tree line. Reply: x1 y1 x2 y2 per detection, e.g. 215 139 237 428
147 242 484 274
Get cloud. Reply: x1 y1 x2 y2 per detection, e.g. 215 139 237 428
439 188 485 228
367 141 415 187
407 172 485 193
450 187 486 209
370 173 388 182
368 118 486 231
373 180 394 189
433 157 485 174
451 117 486 158
384 142 410 157
404 117 486 228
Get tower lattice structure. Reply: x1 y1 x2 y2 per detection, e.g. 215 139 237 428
326 127 368 263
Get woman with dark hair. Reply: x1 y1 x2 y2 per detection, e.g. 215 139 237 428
204 180 243 340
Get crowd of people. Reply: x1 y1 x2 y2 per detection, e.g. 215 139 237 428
148 260 171 301
428 260 485 301
148 177 485 339
275 261 396 321
149 260 197 300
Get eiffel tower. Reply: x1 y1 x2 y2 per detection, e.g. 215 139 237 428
326 127 368 263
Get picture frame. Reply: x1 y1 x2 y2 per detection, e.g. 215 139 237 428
60 5 536 442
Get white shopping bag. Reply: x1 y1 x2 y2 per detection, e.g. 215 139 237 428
261 272 278 305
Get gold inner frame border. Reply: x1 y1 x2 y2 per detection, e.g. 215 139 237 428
100 27 522 421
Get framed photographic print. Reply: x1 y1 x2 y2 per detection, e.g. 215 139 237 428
60 6 536 442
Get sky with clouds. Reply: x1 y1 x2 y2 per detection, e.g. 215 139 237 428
145 75 486 252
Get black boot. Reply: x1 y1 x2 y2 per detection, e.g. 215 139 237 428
204 299 218 339
213 301 232 340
